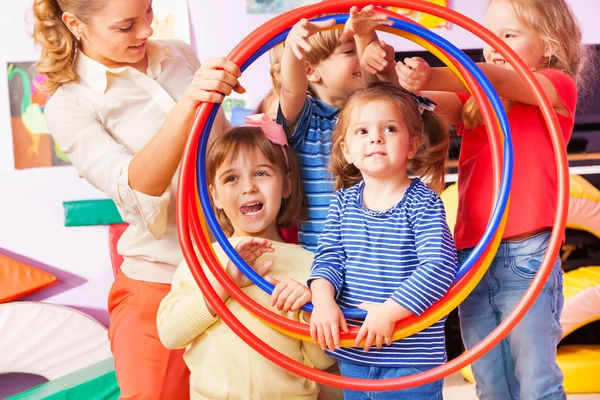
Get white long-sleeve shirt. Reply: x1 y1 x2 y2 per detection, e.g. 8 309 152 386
45 40 228 283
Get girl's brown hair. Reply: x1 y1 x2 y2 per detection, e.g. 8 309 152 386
463 0 591 128
330 82 449 194
206 126 305 236
33 0 107 94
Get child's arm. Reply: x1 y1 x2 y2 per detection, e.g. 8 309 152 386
279 18 336 132
339 5 393 85
307 192 351 351
397 59 570 115
157 238 275 349
359 46 464 123
391 194 457 317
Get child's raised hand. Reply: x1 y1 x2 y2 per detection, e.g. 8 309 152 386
354 301 400 351
361 40 396 76
339 5 393 43
185 57 246 105
395 56 431 93
266 277 312 312
310 298 349 351
225 238 275 288
287 18 337 61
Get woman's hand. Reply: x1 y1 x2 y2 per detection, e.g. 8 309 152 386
226 238 274 288
183 57 246 106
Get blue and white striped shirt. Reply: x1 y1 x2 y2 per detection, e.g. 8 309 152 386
278 95 338 252
309 179 458 367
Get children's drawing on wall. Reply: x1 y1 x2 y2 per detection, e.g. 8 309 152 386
387 0 452 30
7 62 70 170
150 0 191 44
247 0 321 14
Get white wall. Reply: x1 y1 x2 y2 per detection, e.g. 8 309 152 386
0 0 599 326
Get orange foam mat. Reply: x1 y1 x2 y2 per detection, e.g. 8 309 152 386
0 253 58 303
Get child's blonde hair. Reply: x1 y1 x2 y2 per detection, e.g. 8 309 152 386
270 25 343 96
33 0 106 94
206 126 306 236
330 83 449 194
463 0 590 128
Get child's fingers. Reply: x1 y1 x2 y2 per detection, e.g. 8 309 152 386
385 334 392 347
363 331 375 352
324 325 336 352
339 311 349 333
310 322 318 343
283 288 304 312
269 279 288 308
331 323 341 349
360 4 374 13
349 5 359 16
354 324 367 347
277 285 297 311
338 28 354 44
375 334 383 350
290 292 311 312
291 43 305 61
405 56 428 70
317 325 327 350
311 18 337 32
396 61 418 80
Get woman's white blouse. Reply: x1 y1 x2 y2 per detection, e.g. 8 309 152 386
45 40 228 283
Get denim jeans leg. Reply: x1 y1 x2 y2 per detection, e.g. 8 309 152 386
458 250 519 400
370 365 443 400
338 362 443 400
338 362 371 400
492 233 565 400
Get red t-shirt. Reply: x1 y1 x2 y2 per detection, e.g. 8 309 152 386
454 68 577 250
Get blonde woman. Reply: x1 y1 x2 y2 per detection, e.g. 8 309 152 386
33 0 243 398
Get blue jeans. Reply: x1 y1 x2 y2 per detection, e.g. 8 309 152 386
338 361 443 399
458 231 565 400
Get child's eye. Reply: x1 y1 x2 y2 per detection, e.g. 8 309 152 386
344 49 355 54
504 33 515 39
384 125 397 133
224 176 237 183
118 24 134 32
256 171 270 177
355 128 368 135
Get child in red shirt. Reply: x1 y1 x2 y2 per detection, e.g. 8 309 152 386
368 0 590 398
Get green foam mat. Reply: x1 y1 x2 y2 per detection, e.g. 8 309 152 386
63 200 124 226
7 358 120 400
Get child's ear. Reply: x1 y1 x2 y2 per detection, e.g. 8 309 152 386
407 136 420 160
340 140 353 164
282 173 292 199
209 184 222 209
306 62 321 84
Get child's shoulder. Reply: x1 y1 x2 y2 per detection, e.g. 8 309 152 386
306 94 340 119
404 179 441 207
334 182 363 204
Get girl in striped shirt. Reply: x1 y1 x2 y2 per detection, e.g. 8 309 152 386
274 82 457 399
